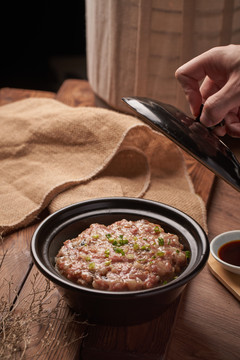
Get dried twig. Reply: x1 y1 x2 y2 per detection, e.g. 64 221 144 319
0 241 87 359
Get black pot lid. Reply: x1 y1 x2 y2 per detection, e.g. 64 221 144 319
122 97 240 192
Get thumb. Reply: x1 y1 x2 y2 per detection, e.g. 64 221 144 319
201 76 240 127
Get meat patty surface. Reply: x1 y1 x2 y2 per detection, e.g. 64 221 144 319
55 219 190 291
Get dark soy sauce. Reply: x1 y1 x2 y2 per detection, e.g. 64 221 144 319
218 240 240 267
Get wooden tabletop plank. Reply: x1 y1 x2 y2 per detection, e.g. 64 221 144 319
55 79 95 107
0 225 36 303
80 298 180 360
166 178 240 360
0 87 55 106
14 265 87 359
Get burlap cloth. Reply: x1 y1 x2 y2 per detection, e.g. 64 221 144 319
0 98 207 235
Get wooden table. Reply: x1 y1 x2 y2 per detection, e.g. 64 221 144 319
0 80 239 360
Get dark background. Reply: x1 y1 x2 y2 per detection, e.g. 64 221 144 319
0 1 87 92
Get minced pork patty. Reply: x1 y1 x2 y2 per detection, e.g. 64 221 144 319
55 219 190 291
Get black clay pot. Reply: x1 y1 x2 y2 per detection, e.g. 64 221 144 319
31 197 209 326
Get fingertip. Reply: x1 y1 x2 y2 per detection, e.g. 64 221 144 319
175 66 184 81
175 65 182 76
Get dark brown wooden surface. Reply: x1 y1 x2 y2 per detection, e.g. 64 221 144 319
0 87 56 105
0 80 239 360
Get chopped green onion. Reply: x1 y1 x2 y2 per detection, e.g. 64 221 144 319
106 234 115 243
157 251 165 257
92 234 99 239
104 249 110 257
185 250 190 259
176 249 180 253
163 280 168 285
133 243 139 251
154 226 160 233
85 256 91 261
113 247 125 256
119 234 124 240
140 245 151 251
89 262 95 270
158 237 164 246
133 236 138 241
105 260 112 266
118 239 128 246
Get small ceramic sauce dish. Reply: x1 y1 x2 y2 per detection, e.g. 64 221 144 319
210 230 240 275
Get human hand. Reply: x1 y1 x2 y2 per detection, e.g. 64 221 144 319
175 44 240 137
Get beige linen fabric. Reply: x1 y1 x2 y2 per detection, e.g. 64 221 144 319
0 98 207 235
86 0 240 114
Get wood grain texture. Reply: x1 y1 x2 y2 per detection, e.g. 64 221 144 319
55 79 95 107
15 266 87 360
0 87 55 106
208 253 240 301
0 225 36 303
166 177 240 360
80 297 181 360
166 267 240 360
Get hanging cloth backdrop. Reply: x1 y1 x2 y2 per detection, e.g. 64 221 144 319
86 0 240 114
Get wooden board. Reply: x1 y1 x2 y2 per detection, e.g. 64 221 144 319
208 253 240 301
